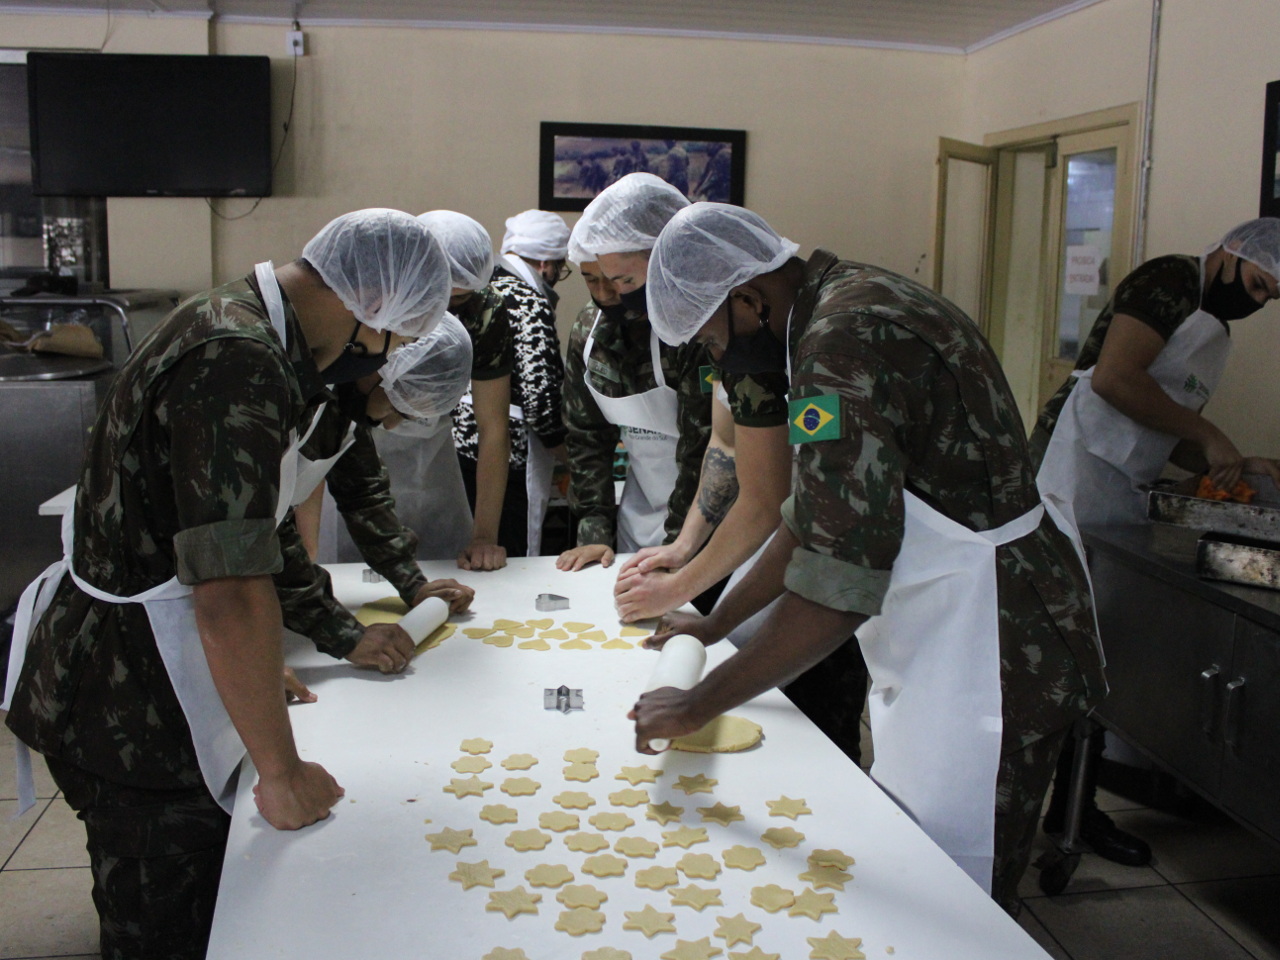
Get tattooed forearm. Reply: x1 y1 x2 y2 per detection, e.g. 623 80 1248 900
697 446 740 526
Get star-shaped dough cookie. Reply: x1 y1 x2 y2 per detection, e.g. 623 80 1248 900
501 777 541 797
581 853 628 877
807 849 855 870
806 931 866 960
505 829 551 852
713 913 761 948
662 826 709 848
798 863 853 890
697 802 744 826
634 865 681 890
485 886 541 919
673 773 718 795
449 859 505 890
749 884 795 912
609 788 650 806
564 762 599 782
789 888 838 920
479 804 519 825
444 776 493 798
557 883 609 909
669 884 723 911
525 863 574 888
676 852 721 879
554 790 595 809
555 907 605 936
564 748 600 763
727 948 779 960
760 826 805 849
659 938 722 960
582 949 632 960
722 845 767 871
765 795 811 819
461 738 493 755
539 811 580 832
425 827 476 853
589 812 635 831
614 836 660 858
647 801 685 825
564 831 611 853
622 904 677 938
452 755 493 773
501 753 538 770
617 765 662 785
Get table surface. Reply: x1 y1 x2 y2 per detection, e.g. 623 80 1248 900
206 558 1048 960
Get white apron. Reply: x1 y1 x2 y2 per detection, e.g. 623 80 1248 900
857 491 1072 893
583 311 680 553
1037 284 1232 528
292 421 357 507
4 260 316 816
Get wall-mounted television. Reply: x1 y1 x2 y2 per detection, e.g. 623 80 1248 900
27 52 272 198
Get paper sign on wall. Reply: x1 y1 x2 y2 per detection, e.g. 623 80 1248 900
1064 245 1101 296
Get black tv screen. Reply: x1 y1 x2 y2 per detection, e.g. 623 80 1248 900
27 52 272 198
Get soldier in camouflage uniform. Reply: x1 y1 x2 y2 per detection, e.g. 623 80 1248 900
633 204 1106 912
3 210 451 958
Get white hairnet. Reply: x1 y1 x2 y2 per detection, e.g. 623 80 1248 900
1209 217 1280 279
380 313 473 421
302 208 451 338
500 210 570 260
567 230 594 267
417 210 494 292
571 173 689 259
647 203 800 345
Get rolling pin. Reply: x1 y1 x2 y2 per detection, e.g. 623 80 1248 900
396 596 449 650
642 634 708 751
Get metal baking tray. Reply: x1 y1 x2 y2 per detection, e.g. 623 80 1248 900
1196 532 1280 591
1147 475 1280 542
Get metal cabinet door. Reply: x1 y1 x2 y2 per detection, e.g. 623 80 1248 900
1090 551 1232 797
1220 618 1280 844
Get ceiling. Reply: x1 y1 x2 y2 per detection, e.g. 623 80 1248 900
4 0 1109 54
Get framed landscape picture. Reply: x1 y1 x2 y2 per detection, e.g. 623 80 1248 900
1260 79 1280 217
539 121 746 212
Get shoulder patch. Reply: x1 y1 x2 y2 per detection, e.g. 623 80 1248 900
699 365 717 394
788 394 841 444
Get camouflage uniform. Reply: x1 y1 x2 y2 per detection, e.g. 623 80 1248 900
562 301 712 547
1028 254 1201 467
781 250 1107 908
4 273 339 959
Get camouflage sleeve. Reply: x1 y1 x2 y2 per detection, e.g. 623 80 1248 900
324 424 429 603
564 306 621 546
780 343 906 616
466 288 514 381
1113 254 1200 339
721 370 790 428
273 513 363 658
663 340 714 543
162 337 290 584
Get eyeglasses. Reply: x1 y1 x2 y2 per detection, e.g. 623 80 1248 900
551 262 572 282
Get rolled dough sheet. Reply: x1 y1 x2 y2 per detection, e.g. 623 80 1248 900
671 714 763 753
354 596 454 656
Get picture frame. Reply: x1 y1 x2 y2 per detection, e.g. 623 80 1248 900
539 121 747 212
1259 79 1280 218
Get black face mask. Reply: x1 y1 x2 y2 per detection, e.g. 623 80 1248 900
1202 257 1266 321
324 321 392 385
334 382 379 428
718 302 787 375
592 298 629 324
617 285 648 315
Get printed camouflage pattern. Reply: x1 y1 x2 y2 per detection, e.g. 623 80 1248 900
991 728 1068 912
783 250 1106 741
449 284 513 382
720 367 791 427
5 275 339 791
1029 253 1201 466
563 301 713 546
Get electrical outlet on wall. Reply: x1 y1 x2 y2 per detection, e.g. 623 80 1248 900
287 30 306 57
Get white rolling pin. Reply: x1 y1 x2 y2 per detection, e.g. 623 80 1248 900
397 596 449 647
642 634 708 751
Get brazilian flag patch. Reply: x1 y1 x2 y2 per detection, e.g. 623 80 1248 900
699 365 717 394
789 394 841 443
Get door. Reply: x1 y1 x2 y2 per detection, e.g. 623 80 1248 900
934 138 997 335
1037 126 1135 411
1220 617 1280 844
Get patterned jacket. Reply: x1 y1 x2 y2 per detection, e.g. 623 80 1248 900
782 251 1106 747
562 302 712 547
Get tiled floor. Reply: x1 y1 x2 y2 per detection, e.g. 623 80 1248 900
2 718 1278 960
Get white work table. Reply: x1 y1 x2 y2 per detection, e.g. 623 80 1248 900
207 558 1048 960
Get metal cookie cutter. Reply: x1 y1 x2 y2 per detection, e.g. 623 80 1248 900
544 684 584 713
361 569 386 583
536 593 570 611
